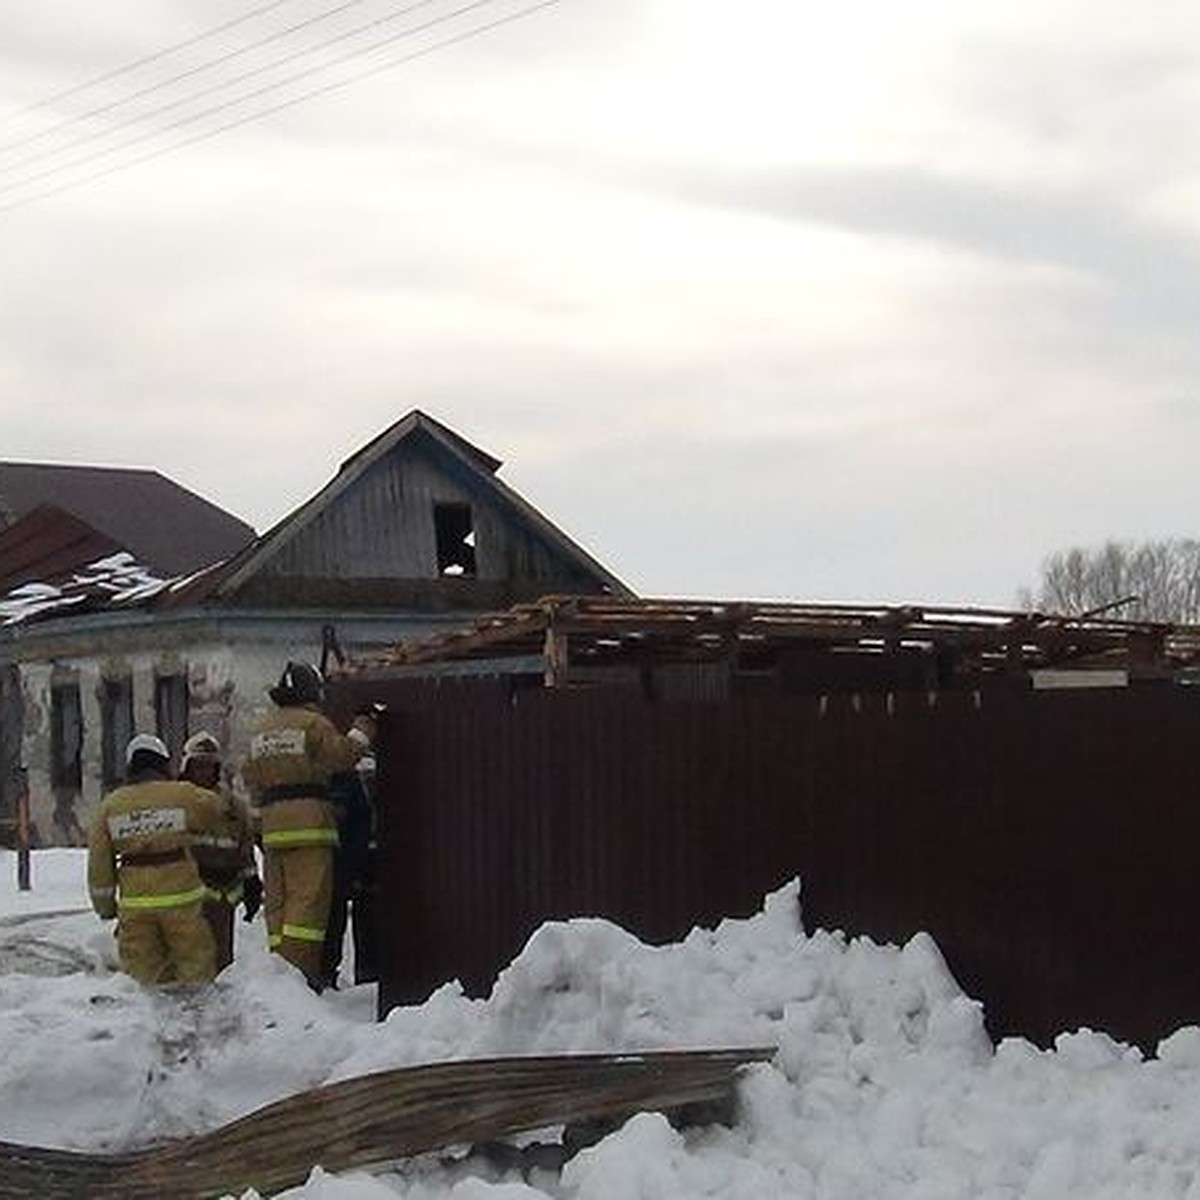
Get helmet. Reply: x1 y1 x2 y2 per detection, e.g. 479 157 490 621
125 733 170 768
269 661 325 706
179 731 221 776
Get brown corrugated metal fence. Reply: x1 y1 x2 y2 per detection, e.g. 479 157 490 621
332 677 1200 1051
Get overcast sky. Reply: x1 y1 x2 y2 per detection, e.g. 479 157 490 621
2 0 1199 607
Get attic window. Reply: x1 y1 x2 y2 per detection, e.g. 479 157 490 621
434 502 477 578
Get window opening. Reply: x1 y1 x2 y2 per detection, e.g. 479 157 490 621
434 502 478 577
50 683 82 790
155 674 189 763
100 677 133 788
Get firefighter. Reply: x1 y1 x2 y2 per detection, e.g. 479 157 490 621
240 662 362 991
87 733 222 987
180 731 263 973
321 703 382 989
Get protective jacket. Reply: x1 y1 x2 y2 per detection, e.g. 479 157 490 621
241 705 360 850
242 704 361 983
88 778 223 919
192 791 256 904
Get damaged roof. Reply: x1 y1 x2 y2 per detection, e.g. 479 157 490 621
351 594 1200 681
0 410 628 628
0 504 222 628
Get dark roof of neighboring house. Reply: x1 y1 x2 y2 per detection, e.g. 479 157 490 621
0 461 255 577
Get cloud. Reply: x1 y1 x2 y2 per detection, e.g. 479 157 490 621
3 0 1200 610
649 161 1193 285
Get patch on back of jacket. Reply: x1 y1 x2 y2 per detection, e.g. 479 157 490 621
251 729 307 760
108 807 187 840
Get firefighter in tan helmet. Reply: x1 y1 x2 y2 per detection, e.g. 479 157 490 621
179 731 262 973
87 733 223 986
241 662 369 991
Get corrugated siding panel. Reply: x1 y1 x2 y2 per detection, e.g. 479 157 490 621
352 678 1200 1051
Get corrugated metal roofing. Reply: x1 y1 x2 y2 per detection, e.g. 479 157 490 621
0 505 121 595
0 461 255 576
0 504 223 627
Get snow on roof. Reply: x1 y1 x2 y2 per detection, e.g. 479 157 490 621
0 551 177 626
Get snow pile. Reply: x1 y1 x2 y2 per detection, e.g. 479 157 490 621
5 850 1200 1198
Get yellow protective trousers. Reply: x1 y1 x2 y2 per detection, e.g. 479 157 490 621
117 903 216 986
263 843 334 982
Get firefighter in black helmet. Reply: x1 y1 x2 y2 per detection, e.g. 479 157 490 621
241 662 365 990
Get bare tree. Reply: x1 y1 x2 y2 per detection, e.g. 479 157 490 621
1019 539 1200 623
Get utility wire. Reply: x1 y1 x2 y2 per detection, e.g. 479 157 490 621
0 0 562 217
0 0 378 159
2 0 307 122
0 0 496 196
0 0 451 176
0 0 492 196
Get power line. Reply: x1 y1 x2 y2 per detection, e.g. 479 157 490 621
2 0 308 122
0 0 446 175
0 0 378 159
0 0 563 217
0 0 492 199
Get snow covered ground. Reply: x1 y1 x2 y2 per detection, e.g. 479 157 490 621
4 849 1200 1199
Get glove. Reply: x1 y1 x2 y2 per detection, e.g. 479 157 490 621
242 874 264 923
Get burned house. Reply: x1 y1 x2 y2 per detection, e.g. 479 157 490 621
0 411 629 845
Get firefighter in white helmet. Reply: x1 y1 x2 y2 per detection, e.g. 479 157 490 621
180 731 262 972
87 733 223 986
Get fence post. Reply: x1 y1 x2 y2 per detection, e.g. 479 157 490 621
16 768 30 891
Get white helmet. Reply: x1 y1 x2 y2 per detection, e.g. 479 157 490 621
125 733 170 767
180 731 221 775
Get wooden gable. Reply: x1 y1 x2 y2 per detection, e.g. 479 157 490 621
211 411 630 612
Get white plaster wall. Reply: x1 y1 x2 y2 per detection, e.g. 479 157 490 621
19 662 52 842
209 638 329 803
19 657 106 845
18 645 257 843
10 611 456 845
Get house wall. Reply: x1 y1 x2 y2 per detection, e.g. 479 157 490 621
2 611 461 846
15 647 240 844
